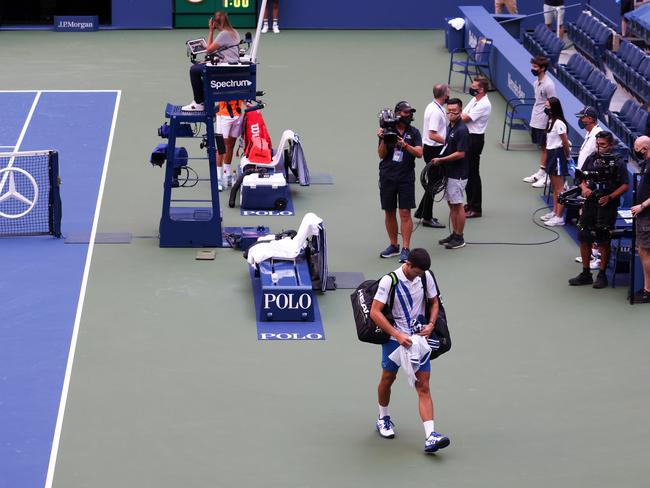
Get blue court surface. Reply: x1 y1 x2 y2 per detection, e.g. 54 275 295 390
0 90 120 488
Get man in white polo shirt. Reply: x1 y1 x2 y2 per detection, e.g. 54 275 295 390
461 75 492 218
576 106 602 170
415 84 449 229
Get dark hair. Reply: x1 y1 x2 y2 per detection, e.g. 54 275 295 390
446 97 463 109
407 248 431 271
531 56 550 70
474 76 489 93
595 130 614 145
546 97 568 134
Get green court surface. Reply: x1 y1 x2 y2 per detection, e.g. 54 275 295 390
2 29 649 487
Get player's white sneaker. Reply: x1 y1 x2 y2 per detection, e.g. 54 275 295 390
376 416 395 439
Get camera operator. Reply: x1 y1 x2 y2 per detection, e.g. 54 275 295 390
631 136 650 302
569 131 629 289
182 11 241 112
377 101 423 263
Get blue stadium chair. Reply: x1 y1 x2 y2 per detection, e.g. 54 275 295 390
501 97 536 150
628 56 650 102
609 100 637 139
448 37 493 92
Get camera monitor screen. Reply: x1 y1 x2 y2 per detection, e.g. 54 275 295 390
186 38 208 55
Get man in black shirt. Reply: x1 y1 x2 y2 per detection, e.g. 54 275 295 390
569 131 629 289
432 98 470 249
377 101 423 263
631 136 650 302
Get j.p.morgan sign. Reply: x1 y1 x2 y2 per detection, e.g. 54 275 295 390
54 16 98 32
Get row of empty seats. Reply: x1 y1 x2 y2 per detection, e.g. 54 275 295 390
625 3 650 45
522 24 564 69
556 53 617 117
566 12 613 69
608 99 649 151
605 39 650 103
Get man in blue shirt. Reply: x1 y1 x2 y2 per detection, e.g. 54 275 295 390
376 101 423 263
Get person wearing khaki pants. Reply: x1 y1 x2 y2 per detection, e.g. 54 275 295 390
495 0 518 14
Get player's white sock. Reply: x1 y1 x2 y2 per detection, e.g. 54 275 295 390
423 420 434 437
378 405 390 418
217 165 224 184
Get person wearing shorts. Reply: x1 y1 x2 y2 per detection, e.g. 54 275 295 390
569 131 629 289
541 97 571 227
216 100 243 188
369 248 450 454
631 136 650 302
544 0 565 39
432 98 469 250
377 101 423 263
495 0 518 14
524 56 556 187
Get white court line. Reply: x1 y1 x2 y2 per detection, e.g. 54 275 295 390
0 91 41 194
0 89 121 93
44 90 122 488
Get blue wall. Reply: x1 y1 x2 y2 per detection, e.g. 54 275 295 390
105 0 620 31
112 0 172 29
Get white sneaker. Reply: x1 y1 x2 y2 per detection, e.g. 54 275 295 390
217 179 223 192
523 168 544 183
272 21 280 34
261 21 269 33
544 215 565 226
531 175 548 188
575 256 583 263
181 101 204 112
589 258 601 270
224 174 233 188
540 211 555 221
376 416 395 439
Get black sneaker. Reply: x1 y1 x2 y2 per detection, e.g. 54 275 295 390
444 234 466 249
633 289 650 304
568 271 593 286
593 271 608 289
438 233 454 245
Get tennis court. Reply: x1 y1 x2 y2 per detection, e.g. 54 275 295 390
1 27 649 488
0 90 119 488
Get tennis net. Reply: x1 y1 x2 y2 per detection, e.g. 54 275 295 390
0 150 62 237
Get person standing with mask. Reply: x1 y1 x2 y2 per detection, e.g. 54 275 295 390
523 56 556 188
631 136 650 303
461 76 492 218
377 102 423 263
415 83 449 229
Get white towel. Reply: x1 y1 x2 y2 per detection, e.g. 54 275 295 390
448 18 465 31
388 336 432 387
246 212 323 266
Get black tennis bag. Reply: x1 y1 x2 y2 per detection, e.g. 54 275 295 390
426 272 451 360
350 272 398 344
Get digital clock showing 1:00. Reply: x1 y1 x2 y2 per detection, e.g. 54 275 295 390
223 0 255 12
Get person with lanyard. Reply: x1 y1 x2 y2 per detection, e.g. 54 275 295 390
631 136 650 303
216 99 244 189
539 97 571 227
461 75 492 219
523 56 556 187
182 11 241 112
569 131 629 289
415 83 449 229
572 106 603 270
433 98 470 250
377 101 423 263
370 248 450 454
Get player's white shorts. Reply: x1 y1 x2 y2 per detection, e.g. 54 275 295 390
217 115 243 139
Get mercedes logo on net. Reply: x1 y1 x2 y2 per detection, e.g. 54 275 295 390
0 166 40 219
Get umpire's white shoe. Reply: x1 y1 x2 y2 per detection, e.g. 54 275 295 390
376 416 395 439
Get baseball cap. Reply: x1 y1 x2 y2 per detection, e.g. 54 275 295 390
395 101 416 113
575 106 598 120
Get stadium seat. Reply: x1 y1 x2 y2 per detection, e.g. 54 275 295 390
448 37 493 92
567 12 613 69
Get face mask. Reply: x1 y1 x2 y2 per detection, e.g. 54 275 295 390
635 150 646 160
578 119 586 129
399 115 413 125
543 108 551 116
531 69 540 77
469 88 479 96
